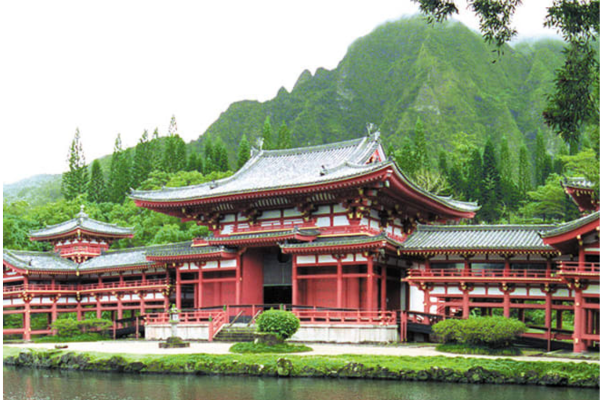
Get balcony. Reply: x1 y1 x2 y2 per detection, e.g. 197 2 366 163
2 278 169 295
406 268 561 282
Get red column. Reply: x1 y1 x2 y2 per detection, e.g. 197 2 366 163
140 294 146 315
503 290 510 318
336 257 343 309
96 297 102 319
197 270 203 309
367 255 374 310
23 302 31 341
503 258 510 277
380 265 387 311
175 267 182 310
117 296 123 320
292 256 298 305
51 301 58 326
461 287 470 319
573 289 585 352
545 292 553 351
235 255 242 305
423 288 431 314
578 246 585 272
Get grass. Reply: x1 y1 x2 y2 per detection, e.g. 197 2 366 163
436 343 522 356
230 342 312 354
33 333 109 343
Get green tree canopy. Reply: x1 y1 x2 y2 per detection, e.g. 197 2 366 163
61 128 88 201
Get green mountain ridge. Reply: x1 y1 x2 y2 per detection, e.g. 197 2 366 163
199 18 565 159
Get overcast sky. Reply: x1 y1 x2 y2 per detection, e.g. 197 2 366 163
1 1 559 185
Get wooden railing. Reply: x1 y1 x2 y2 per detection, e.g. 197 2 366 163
230 222 317 235
145 310 228 341
407 268 554 279
2 278 169 293
559 261 600 274
291 309 396 325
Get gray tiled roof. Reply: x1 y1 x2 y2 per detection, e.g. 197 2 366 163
3 249 77 272
280 233 401 250
563 177 594 190
400 224 557 252
145 241 236 257
79 248 153 270
208 228 320 243
130 136 478 214
30 209 133 239
540 211 600 238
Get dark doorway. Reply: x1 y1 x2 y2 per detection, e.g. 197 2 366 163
263 285 292 305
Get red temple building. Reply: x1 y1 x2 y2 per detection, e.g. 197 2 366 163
4 135 599 350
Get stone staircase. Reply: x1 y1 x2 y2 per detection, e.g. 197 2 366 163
213 325 256 342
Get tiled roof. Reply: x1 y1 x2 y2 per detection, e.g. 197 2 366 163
540 211 600 238
563 177 594 190
280 233 401 250
3 249 76 272
208 228 320 243
400 224 557 252
30 209 133 239
79 248 153 270
145 241 236 257
130 136 477 214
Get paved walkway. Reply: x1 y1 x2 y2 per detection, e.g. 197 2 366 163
5 341 598 364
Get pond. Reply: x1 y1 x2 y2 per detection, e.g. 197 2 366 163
4 366 597 400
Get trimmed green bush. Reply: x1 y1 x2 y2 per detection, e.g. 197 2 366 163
50 318 112 338
229 342 312 353
433 316 526 348
256 310 300 340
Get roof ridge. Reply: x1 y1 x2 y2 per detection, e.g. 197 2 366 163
260 136 367 157
416 224 557 231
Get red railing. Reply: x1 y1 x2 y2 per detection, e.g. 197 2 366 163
559 261 600 274
291 309 396 325
230 221 317 235
407 268 554 279
319 225 382 237
145 310 228 341
2 279 169 293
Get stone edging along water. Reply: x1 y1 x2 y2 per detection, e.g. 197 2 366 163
3 349 599 388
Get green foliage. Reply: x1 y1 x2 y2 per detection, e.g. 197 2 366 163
131 130 153 188
107 134 131 204
261 116 273 150
432 317 527 349
519 174 571 222
87 160 107 203
276 121 292 149
61 128 88 201
229 342 312 354
213 138 230 172
256 310 300 340
237 134 251 170
436 343 521 356
50 318 112 338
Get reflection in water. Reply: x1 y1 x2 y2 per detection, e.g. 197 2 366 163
3 366 597 400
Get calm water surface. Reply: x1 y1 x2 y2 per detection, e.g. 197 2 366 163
3 366 598 400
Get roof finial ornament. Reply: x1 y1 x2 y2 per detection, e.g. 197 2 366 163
256 137 264 151
77 205 88 220
366 123 380 141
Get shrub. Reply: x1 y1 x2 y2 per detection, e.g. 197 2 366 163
432 316 526 348
256 310 300 340
50 318 112 338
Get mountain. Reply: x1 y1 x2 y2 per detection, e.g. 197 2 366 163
3 174 63 206
198 17 565 157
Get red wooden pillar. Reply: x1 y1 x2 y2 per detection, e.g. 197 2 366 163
292 256 298 306
336 257 343 309
196 270 203 309
235 255 242 305
503 290 510 318
117 295 123 320
503 258 510 277
76 302 82 321
380 265 387 311
545 291 553 351
461 286 470 319
573 289 585 352
423 288 431 314
23 301 31 341
51 301 58 325
96 296 102 319
175 267 182 310
367 255 374 310
140 294 146 315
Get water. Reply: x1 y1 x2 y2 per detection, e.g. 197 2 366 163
3 366 597 400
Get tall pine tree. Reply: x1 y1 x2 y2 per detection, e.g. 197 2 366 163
277 122 292 149
131 130 152 189
261 116 273 150
87 160 107 203
480 138 501 221
149 128 163 172
237 134 251 170
534 130 552 187
465 148 483 202
413 117 428 169
61 128 88 200
517 144 532 198
213 138 230 172
107 134 131 204
203 137 215 174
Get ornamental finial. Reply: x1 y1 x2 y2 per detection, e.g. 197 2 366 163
77 205 88 220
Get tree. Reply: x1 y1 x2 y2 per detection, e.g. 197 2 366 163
479 138 501 221
61 128 88 200
517 145 532 198
261 116 273 150
237 134 251 170
149 128 163 172
87 160 107 203
465 148 483 203
519 174 570 222
413 117 428 169
107 134 131 204
394 138 416 177
277 121 292 149
414 0 599 155
213 138 230 172
203 137 215 174
162 134 187 173
131 130 152 189
534 131 553 187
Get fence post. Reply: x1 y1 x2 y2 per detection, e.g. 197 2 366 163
208 317 214 342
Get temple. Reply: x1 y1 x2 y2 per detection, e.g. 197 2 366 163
4 135 599 351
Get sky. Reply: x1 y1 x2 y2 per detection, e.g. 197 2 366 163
1 0 560 185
